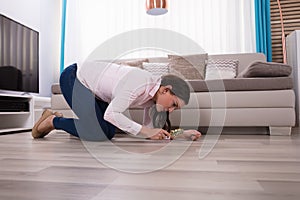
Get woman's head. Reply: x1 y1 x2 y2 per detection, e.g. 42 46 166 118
152 74 190 131
155 74 190 112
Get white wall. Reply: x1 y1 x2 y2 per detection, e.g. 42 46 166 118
0 0 61 97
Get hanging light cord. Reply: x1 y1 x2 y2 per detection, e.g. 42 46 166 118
277 0 287 64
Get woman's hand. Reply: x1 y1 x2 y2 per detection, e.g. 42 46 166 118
174 129 201 141
149 128 171 140
139 126 171 140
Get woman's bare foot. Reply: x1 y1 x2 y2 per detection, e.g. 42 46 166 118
54 112 63 117
32 109 62 139
32 109 52 138
36 115 56 138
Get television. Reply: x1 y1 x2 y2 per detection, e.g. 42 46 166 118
0 14 39 94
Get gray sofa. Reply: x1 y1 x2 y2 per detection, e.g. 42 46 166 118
51 53 295 135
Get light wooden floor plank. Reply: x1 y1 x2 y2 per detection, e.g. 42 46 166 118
0 129 300 200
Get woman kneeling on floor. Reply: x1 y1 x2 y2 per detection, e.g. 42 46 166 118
32 61 201 141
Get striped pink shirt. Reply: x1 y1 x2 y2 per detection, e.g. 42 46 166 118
77 61 161 135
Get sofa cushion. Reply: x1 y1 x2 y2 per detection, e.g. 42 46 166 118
208 53 266 74
142 62 169 76
187 77 293 92
205 59 238 80
168 53 207 80
185 89 295 109
168 63 204 80
239 61 292 78
53 77 293 94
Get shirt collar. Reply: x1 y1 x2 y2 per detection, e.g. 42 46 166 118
148 77 161 98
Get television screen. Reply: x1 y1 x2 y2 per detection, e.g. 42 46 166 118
0 14 39 93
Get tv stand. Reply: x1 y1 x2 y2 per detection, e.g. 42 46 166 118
0 95 30 112
0 93 50 134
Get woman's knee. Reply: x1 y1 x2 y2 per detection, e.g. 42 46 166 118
59 63 78 109
60 64 77 85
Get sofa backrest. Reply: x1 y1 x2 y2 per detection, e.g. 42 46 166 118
102 53 266 76
144 53 266 74
208 53 266 74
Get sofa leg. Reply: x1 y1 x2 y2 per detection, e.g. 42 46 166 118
269 127 292 136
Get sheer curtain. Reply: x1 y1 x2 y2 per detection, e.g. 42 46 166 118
63 0 256 67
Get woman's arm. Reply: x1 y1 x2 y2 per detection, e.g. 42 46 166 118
104 95 171 140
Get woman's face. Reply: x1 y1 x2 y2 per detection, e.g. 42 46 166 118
155 88 185 112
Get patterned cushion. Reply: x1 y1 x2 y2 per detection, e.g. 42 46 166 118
168 53 208 80
205 59 239 80
142 62 169 76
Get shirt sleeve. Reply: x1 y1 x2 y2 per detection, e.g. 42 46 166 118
102 68 159 135
103 91 142 135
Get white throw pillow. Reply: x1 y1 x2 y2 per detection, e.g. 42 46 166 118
205 59 238 80
142 62 169 76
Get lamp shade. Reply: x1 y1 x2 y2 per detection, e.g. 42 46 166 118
146 0 168 15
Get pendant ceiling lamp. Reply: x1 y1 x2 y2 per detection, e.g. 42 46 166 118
146 0 168 16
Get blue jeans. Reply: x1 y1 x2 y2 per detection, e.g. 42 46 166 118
53 63 116 141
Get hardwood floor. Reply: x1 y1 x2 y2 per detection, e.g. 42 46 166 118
0 128 300 200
